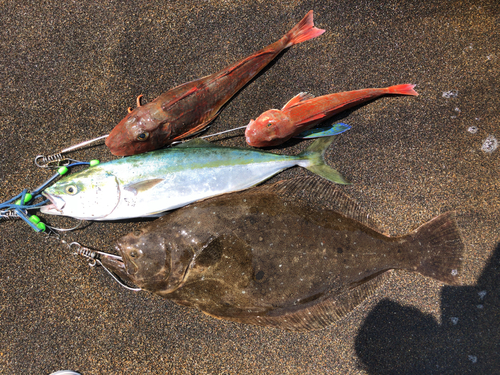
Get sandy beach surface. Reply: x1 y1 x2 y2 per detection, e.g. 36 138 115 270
1 1 498 374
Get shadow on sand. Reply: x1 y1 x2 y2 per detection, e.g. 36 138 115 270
355 243 500 374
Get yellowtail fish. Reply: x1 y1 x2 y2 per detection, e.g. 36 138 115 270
41 137 347 220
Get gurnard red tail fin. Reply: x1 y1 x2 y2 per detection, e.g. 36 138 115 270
285 10 325 47
386 84 419 96
406 212 464 285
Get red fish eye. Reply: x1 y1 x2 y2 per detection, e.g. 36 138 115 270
267 123 272 127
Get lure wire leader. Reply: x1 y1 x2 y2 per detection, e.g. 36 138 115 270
35 135 109 168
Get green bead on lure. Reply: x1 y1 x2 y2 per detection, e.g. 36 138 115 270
40 136 348 221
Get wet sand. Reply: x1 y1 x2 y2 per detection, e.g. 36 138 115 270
1 1 499 374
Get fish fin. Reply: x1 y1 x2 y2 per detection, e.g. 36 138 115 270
206 11 325 84
221 271 391 331
162 85 199 111
298 136 350 185
285 10 325 47
385 83 419 96
124 178 164 195
256 176 381 230
294 123 351 139
172 234 255 304
190 234 253 277
170 119 213 142
281 92 315 110
143 211 168 218
405 212 464 285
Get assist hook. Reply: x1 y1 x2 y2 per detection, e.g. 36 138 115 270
69 242 141 292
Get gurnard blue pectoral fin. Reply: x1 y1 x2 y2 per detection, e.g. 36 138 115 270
294 123 351 139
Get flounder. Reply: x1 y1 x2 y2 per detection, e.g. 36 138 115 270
101 177 464 331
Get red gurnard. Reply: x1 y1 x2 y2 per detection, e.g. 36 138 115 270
106 11 325 156
245 84 418 147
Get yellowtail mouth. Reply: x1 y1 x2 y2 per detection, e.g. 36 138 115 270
40 193 65 214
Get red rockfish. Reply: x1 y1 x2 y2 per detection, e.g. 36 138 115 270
245 84 418 147
106 11 325 156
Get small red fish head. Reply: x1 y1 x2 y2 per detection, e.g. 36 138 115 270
106 102 169 156
245 109 292 148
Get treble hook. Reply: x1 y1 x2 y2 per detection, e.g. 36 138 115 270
69 242 141 291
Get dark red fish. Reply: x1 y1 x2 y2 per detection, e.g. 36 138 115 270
245 84 418 147
106 11 325 156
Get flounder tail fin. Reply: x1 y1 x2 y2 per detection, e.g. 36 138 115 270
285 10 325 47
298 136 350 185
406 211 464 285
386 84 419 96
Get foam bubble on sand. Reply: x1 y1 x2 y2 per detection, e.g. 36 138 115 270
442 90 458 98
481 135 498 153
468 355 478 364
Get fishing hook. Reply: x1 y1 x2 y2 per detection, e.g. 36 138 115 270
70 242 141 291
46 220 85 233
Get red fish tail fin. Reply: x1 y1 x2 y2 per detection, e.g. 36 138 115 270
285 10 325 47
386 84 419 96
405 212 464 285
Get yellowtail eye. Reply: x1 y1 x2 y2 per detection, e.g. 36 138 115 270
137 132 149 141
65 185 78 195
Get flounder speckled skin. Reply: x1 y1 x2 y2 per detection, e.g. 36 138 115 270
101 177 464 331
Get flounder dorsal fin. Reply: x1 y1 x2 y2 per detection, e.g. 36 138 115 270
282 92 315 110
254 176 381 231
221 270 391 331
123 178 164 195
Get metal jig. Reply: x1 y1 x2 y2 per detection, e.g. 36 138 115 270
70 242 141 291
35 135 108 168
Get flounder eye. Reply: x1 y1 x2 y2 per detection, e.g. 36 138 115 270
65 185 78 195
136 132 149 141
129 250 138 258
